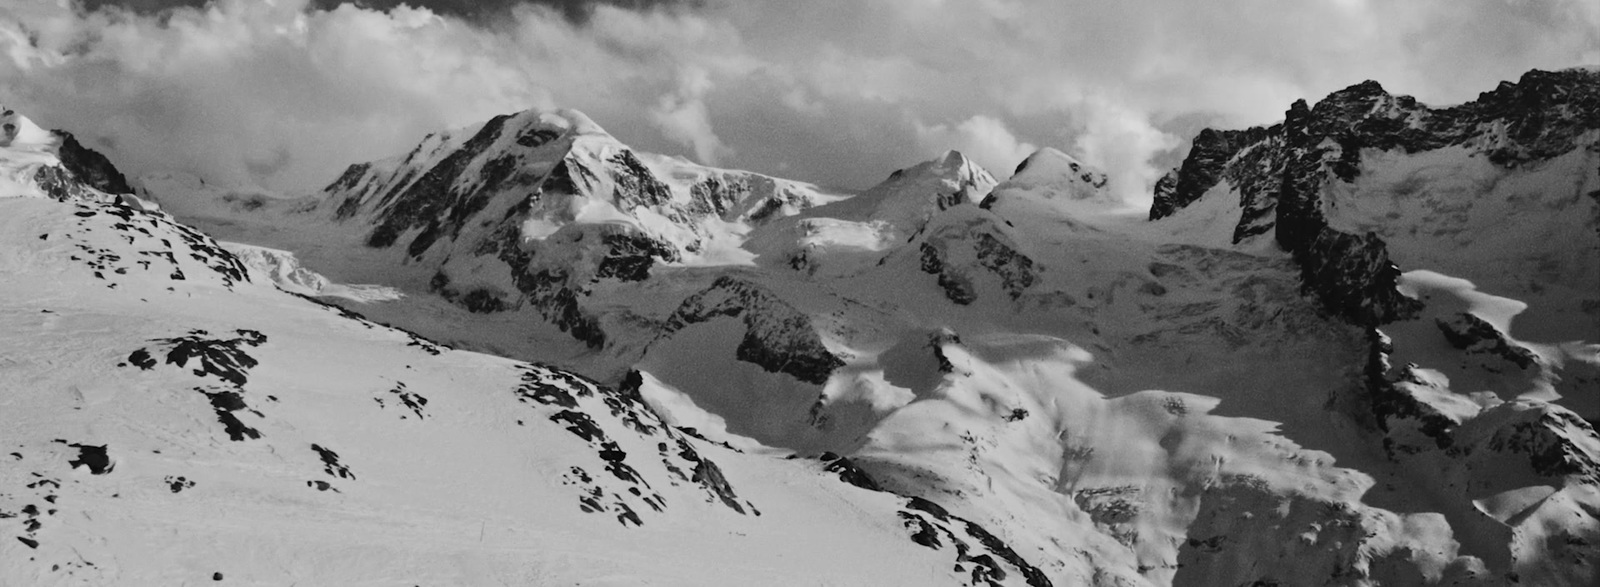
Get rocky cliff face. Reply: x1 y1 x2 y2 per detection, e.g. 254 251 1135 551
1154 69 1600 224
663 276 845 384
915 213 1038 306
1151 68 1600 327
51 131 133 196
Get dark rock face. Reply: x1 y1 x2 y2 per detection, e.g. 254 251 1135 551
310 444 355 480
65 444 113 475
1274 99 1424 327
1363 331 1458 455
538 158 588 197
146 329 268 387
1175 475 1378 586
898 496 1053 587
51 131 133 195
516 127 561 148
121 330 270 442
25 128 134 202
1152 69 1600 326
1149 126 1279 221
200 388 263 441
515 365 755 526
429 270 511 314
328 163 372 220
164 476 195 493
686 175 745 218
819 453 881 491
1434 312 1538 370
1072 485 1142 547
918 222 1036 306
364 114 514 252
921 242 976 305
33 165 104 203
126 332 265 388
496 237 606 348
973 233 1035 300
664 276 846 385
928 328 961 374
686 173 813 225
374 382 429 420
606 150 674 210
1155 69 1600 222
595 232 678 282
1366 329 1600 486
681 440 746 514
1477 408 1600 485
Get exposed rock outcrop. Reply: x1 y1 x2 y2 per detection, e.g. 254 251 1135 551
663 276 845 384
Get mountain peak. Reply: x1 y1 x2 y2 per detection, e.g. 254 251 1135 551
0 105 56 151
1 106 134 201
1009 148 1101 184
543 108 608 137
883 150 994 188
856 150 998 218
935 148 966 165
978 148 1112 215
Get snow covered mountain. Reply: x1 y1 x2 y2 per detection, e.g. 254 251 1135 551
4 67 1598 586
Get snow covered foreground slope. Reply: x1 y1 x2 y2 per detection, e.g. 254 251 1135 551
0 120 1055 585
13 66 1600 586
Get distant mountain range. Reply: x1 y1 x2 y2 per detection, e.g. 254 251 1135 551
1 67 1596 586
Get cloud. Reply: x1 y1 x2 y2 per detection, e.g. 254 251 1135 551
1 0 1595 203
913 115 1036 177
651 66 731 165
0 0 557 190
1071 96 1181 208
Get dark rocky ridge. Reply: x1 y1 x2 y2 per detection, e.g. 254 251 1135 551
361 113 516 254
1153 68 1600 224
1150 68 1600 327
1434 312 1538 370
663 276 845 385
517 365 757 525
24 130 134 202
52 131 133 195
917 218 1037 306
1274 98 1423 327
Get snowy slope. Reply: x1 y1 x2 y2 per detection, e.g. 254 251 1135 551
746 150 997 278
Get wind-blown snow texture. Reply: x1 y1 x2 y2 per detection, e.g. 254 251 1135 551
6 68 1600 585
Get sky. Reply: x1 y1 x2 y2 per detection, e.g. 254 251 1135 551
1 0 1596 207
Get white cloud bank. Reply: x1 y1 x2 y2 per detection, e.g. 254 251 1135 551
1 0 1596 206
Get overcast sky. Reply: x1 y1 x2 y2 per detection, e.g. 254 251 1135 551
2 0 1596 206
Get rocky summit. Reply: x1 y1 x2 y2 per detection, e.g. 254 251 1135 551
2 69 1597 586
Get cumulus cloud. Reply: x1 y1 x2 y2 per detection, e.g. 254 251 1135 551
651 66 732 165
0 0 733 191
913 115 1036 177
1071 96 1181 208
0 0 1595 203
